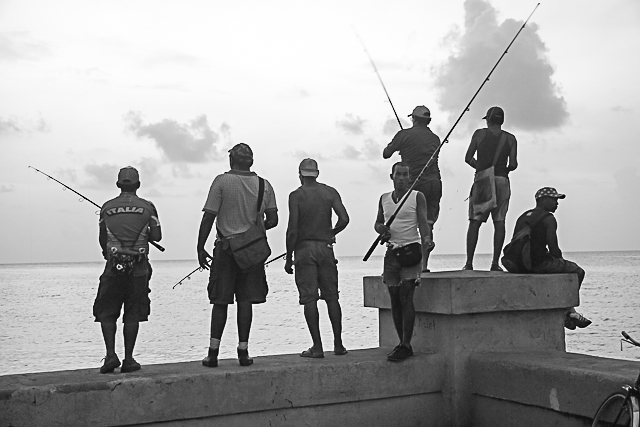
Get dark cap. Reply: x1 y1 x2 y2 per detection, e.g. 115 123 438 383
299 158 319 177
117 166 139 185
535 187 566 199
408 105 431 119
228 143 253 161
482 106 504 120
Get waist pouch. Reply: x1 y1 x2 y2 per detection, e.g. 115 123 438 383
391 242 422 267
109 253 145 276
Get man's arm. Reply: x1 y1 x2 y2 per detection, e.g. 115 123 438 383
416 192 432 245
148 205 162 242
382 132 402 159
284 193 299 274
197 212 217 269
99 219 107 258
374 196 390 241
331 190 349 236
264 209 278 230
464 130 481 169
543 215 562 259
507 135 518 172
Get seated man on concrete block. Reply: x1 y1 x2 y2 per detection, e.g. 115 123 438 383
374 162 432 361
506 187 591 330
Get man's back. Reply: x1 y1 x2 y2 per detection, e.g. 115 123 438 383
101 193 158 256
387 127 441 183
290 183 336 244
473 129 516 177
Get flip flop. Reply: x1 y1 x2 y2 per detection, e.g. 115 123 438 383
300 348 324 358
334 347 348 356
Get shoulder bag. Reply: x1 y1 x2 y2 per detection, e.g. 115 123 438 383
471 131 507 216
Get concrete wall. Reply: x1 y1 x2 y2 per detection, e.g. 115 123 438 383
0 349 445 427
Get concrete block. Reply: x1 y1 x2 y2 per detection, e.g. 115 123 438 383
364 271 579 314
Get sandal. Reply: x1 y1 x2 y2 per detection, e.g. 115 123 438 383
334 346 348 356
300 348 324 358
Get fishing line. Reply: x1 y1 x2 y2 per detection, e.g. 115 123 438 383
362 3 541 262
28 166 166 252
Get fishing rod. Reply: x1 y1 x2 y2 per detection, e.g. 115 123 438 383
172 252 286 289
354 28 403 130
363 3 540 262
28 166 166 252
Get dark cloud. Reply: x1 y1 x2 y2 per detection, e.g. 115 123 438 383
0 115 50 136
336 114 366 135
342 138 384 161
433 0 568 131
0 184 15 194
0 32 50 62
124 111 225 163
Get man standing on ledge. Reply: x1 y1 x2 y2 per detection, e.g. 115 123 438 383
375 162 432 361
463 106 518 271
94 166 162 374
508 187 591 329
285 159 350 358
383 106 439 272
197 143 278 367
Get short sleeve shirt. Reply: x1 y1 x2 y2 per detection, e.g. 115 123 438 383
386 126 441 183
203 170 277 237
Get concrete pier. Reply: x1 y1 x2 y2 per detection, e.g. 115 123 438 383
1 271 635 427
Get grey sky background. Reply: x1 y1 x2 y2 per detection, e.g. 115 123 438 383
1 0 638 264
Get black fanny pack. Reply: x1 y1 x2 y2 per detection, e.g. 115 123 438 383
109 253 145 276
391 242 422 267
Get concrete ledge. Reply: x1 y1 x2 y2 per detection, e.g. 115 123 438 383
470 351 640 426
364 271 579 314
0 348 445 427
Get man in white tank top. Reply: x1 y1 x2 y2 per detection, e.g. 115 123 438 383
374 162 432 361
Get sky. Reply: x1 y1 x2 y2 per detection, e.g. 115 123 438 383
1 0 639 264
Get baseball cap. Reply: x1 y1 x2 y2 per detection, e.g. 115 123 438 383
482 106 504 120
535 187 566 199
299 158 319 177
228 143 253 161
408 105 431 119
117 166 140 185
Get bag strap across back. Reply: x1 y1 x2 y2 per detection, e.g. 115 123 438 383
491 131 508 167
217 176 266 240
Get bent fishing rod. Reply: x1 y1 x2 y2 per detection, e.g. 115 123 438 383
172 252 286 289
363 3 540 262
28 166 166 252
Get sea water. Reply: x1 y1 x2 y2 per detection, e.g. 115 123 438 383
1 251 639 376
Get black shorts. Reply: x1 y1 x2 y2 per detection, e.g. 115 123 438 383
93 264 151 323
413 179 442 224
207 240 268 304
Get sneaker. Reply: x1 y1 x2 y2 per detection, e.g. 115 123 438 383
387 345 414 362
490 264 504 272
569 312 592 328
121 358 141 373
462 264 473 271
237 348 253 366
99 354 121 374
202 348 219 368
564 316 576 330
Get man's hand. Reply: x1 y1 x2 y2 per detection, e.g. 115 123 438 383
284 258 294 274
423 237 435 253
198 249 212 270
375 223 391 243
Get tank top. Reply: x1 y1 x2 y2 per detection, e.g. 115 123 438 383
294 184 335 244
476 129 511 177
381 190 420 246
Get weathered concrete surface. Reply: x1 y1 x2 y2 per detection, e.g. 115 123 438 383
470 351 640 427
0 348 445 427
364 271 579 427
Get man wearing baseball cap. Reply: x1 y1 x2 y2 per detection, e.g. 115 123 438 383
383 105 439 272
197 143 279 367
463 106 518 271
285 158 350 358
94 166 162 373
506 187 591 329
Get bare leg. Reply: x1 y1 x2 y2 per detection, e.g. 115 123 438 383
465 220 482 266
492 220 506 266
326 299 344 351
236 302 252 343
123 322 139 360
398 281 416 346
210 304 228 340
388 287 403 343
303 301 322 352
101 322 117 356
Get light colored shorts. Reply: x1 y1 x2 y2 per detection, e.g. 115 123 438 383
383 249 422 287
468 176 510 223
294 240 339 305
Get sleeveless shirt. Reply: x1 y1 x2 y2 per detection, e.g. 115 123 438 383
381 190 420 246
292 183 336 244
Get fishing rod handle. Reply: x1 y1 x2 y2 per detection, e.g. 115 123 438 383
363 234 383 262
151 241 165 252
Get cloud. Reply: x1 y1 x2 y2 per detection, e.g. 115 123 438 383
290 150 329 162
382 118 404 135
433 0 568 131
0 115 50 136
0 184 15 194
342 138 384 161
124 111 225 163
611 106 633 114
0 32 50 62
85 163 119 189
336 114 366 135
